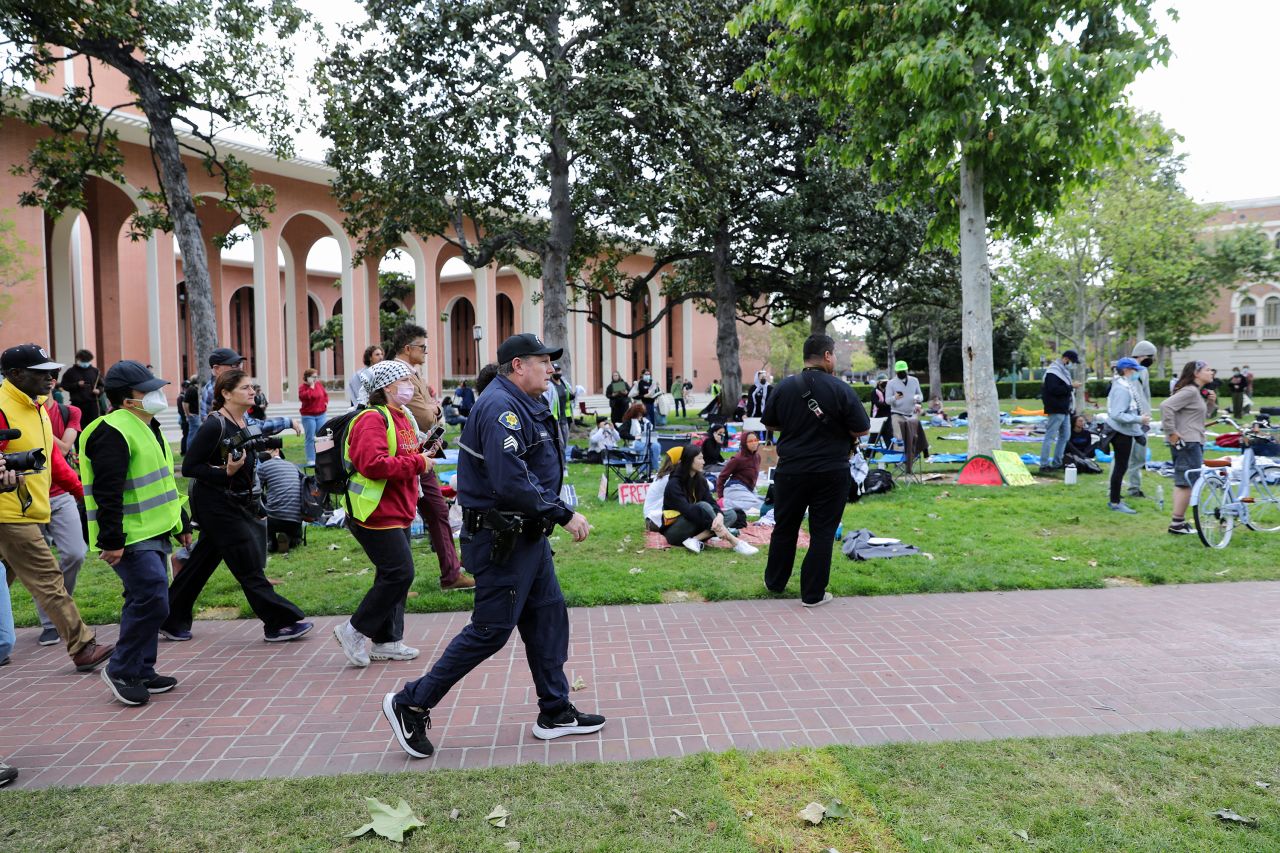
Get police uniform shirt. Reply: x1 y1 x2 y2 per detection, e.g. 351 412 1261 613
762 369 869 475
456 373 574 525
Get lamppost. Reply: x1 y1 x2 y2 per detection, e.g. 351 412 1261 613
1011 349 1019 399
472 324 483 375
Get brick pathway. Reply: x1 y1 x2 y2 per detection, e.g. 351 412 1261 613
4 582 1280 790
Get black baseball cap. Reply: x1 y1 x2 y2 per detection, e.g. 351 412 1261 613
1062 350 1080 363
497 333 562 364
209 347 245 367
552 362 563 374
104 360 168 392
1 343 63 372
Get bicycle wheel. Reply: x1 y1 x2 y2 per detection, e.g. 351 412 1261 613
1193 473 1234 549
1245 469 1280 532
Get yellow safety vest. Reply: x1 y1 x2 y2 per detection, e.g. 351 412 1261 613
343 407 397 522
79 409 184 549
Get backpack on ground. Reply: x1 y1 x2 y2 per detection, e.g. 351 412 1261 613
298 472 331 523
313 406 388 495
862 469 895 495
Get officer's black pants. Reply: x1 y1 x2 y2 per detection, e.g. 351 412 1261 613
764 468 850 605
348 522 413 644
162 484 305 634
397 528 570 715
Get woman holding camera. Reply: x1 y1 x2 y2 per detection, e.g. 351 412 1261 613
160 369 311 643
332 361 433 668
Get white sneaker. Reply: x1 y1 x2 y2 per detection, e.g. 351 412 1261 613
801 592 834 608
682 538 704 553
732 540 759 556
369 640 420 661
333 621 370 667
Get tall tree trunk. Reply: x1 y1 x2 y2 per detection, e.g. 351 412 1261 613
927 321 942 402
134 82 216 384
881 313 895 373
711 219 741 413
809 301 827 336
541 118 574 384
958 151 1000 457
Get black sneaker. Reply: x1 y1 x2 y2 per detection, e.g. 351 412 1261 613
264 621 314 643
144 674 179 694
531 704 606 740
101 668 150 706
37 627 60 646
1167 522 1194 535
382 693 434 759
1128 489 1147 498
0 761 16 787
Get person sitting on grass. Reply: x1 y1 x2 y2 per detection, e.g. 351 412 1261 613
643 449 680 531
586 416 619 462
716 431 764 513
701 423 728 469
258 446 305 554
662 442 757 555
1062 414 1100 470
441 396 467 426
924 397 951 427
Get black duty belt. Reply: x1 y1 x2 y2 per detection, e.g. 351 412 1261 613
461 507 555 538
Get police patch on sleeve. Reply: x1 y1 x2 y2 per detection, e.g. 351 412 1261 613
499 411 521 430
502 435 520 453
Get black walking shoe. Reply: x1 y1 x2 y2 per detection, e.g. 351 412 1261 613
264 621 313 642
101 668 150 706
531 704 606 740
37 627 60 646
0 761 16 787
382 693 434 759
144 674 179 694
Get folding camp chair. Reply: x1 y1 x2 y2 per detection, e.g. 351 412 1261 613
603 443 654 497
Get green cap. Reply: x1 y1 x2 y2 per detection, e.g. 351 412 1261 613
894 360 908 372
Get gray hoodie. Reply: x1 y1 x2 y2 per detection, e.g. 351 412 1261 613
1107 375 1145 437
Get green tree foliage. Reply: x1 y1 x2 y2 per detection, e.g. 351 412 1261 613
733 0 1171 455
318 0 702 385
0 210 34 324
0 0 311 381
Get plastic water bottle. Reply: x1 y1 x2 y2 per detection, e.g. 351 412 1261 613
835 523 843 541
1064 463 1077 485
1157 484 1165 511
409 513 425 539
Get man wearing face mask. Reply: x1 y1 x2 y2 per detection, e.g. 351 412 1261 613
57 349 104 425
632 368 661 425
80 361 191 705
1125 340 1157 498
885 360 924 473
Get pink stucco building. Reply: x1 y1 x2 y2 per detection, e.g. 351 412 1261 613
2 56 764 405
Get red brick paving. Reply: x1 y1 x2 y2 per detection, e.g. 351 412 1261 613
3 582 1280 790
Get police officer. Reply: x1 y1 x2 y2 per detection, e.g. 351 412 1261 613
80 361 190 705
381 333 604 758
762 334 870 607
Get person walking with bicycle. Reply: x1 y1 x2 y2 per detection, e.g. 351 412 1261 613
1161 360 1216 535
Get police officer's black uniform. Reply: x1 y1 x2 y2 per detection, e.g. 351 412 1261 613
388 334 604 751
762 364 869 604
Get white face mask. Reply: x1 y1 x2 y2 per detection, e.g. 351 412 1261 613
136 389 168 415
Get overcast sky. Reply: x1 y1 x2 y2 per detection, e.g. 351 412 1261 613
249 0 1277 271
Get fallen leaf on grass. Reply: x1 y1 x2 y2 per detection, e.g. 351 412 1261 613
913 527 923 533
487 805 511 828
921 552 935 561
1215 569 1231 576
741 810 754 820
669 808 687 822
327 543 340 551
629 567 643 575
347 797 424 843
1255 781 1271 789
449 808 460 820
1051 556 1068 562
824 799 852 819
798 802 826 825
926 513 940 520
504 842 521 851
1088 560 1099 568
1015 829 1030 841
342 556 351 562
1212 808 1258 827
571 675 586 691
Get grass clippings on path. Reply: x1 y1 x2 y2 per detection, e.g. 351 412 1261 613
4 729 1279 851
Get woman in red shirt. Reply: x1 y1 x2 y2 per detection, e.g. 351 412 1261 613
715 431 764 513
297 367 330 466
332 360 434 668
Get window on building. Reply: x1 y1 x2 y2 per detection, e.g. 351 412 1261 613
1265 296 1280 328
1239 296 1257 327
1274 232 1280 252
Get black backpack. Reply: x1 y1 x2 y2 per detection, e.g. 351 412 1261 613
299 473 331 522
862 469 895 495
313 406 389 495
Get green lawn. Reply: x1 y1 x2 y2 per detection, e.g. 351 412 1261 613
3 728 1278 851
10 404 1280 628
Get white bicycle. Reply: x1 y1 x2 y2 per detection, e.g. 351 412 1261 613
1189 417 1280 549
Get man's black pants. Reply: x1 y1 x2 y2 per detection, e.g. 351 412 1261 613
764 468 849 605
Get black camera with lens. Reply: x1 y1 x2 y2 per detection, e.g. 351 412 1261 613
221 423 281 461
1 447 46 474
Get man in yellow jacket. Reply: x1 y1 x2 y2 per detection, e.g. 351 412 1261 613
0 344 113 672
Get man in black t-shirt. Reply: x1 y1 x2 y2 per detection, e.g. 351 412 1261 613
761 333 870 607
58 349 104 425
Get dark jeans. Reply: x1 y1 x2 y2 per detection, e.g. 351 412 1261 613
267 518 302 551
397 529 569 715
765 467 850 604
662 501 745 545
417 470 461 583
348 522 414 644
673 398 686 417
1109 433 1134 504
108 548 170 682
163 484 305 633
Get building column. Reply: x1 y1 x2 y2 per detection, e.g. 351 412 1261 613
600 298 613 383
252 228 285 402
614 296 630 379
572 288 589 386
649 281 665 386
473 265 498 362
280 236 301 390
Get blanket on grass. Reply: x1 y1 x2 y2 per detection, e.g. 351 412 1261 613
645 524 809 550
